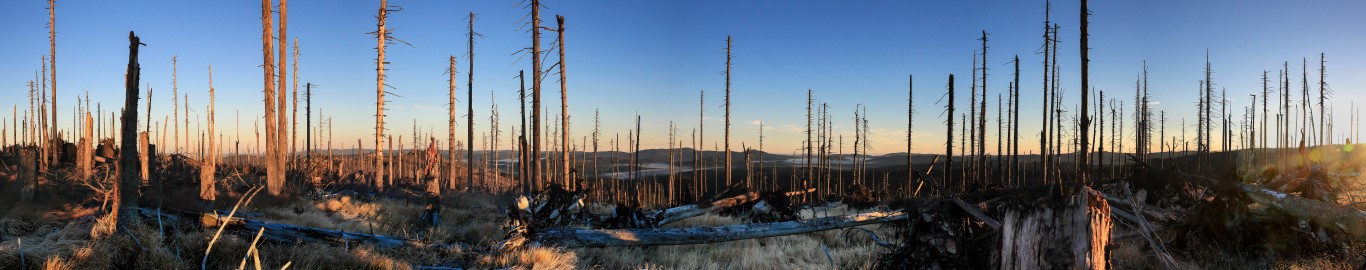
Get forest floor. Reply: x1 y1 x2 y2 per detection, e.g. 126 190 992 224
1 149 1364 269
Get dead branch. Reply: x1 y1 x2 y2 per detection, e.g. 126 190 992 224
535 210 906 248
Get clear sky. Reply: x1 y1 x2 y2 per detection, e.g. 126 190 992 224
3 0 1364 155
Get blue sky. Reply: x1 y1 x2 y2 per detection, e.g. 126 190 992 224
2 0 1364 155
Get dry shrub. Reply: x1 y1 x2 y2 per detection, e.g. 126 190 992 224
87 214 116 240
41 255 73 270
481 246 577 270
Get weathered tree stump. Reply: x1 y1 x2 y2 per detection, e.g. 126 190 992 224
998 186 1111 270
18 148 36 201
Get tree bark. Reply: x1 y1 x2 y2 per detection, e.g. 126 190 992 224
117 31 144 229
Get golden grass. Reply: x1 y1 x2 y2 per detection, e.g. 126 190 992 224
562 210 888 269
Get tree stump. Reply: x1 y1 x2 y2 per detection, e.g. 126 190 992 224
18 148 36 201
998 186 1111 270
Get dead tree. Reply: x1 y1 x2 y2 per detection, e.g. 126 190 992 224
1078 0 1090 185
797 89 808 197
557 15 571 188
979 31 990 187
448 56 457 191
276 0 290 183
261 0 283 194
907 74 914 194
117 31 144 229
174 57 179 153
724 36 733 188
48 0 58 165
467 12 478 191
291 37 300 162
305 82 312 161
696 90 704 197
519 71 527 192
969 51 978 186
530 0 544 191
1039 0 1052 185
202 66 217 203
945 75 955 196
1011 56 1020 186
1319 53 1327 146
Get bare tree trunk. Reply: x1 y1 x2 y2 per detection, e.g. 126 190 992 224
806 89 813 197
202 66 217 202
117 31 144 230
1039 1 1052 186
907 75 914 195
530 0 543 192
373 0 388 191
557 15 571 189
1077 0 1091 187
48 0 58 166
292 37 299 166
276 0 290 189
519 71 527 192
724 36 733 188
697 90 704 198
467 12 478 191
261 0 282 195
448 56 457 191
945 74 955 196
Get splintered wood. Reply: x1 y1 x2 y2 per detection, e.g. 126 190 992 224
998 187 1110 270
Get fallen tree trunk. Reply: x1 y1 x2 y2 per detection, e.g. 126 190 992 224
139 207 468 250
1130 156 1366 240
1237 183 1366 239
653 191 760 226
539 210 906 248
652 188 817 226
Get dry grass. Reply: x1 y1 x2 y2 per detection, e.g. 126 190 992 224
561 210 888 269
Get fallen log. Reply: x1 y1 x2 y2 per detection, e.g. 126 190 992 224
652 191 761 226
537 210 907 248
1237 183 1366 239
139 207 469 250
1130 156 1366 240
651 188 817 226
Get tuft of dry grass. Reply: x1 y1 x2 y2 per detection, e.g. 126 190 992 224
564 211 890 269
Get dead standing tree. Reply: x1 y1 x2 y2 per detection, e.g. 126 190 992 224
724 36 733 189
372 0 405 191
529 0 544 191
467 12 480 191
945 75 955 196
277 0 290 185
202 66 217 203
447 56 457 191
1078 0 1090 184
48 0 58 165
557 15 571 188
261 0 282 194
116 31 144 231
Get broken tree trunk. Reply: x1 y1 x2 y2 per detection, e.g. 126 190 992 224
18 148 36 201
651 188 816 227
139 207 468 250
653 191 761 226
535 210 906 248
997 186 1111 270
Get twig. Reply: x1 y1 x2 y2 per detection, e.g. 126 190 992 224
843 227 896 249
205 186 263 270
237 227 266 270
821 243 836 269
